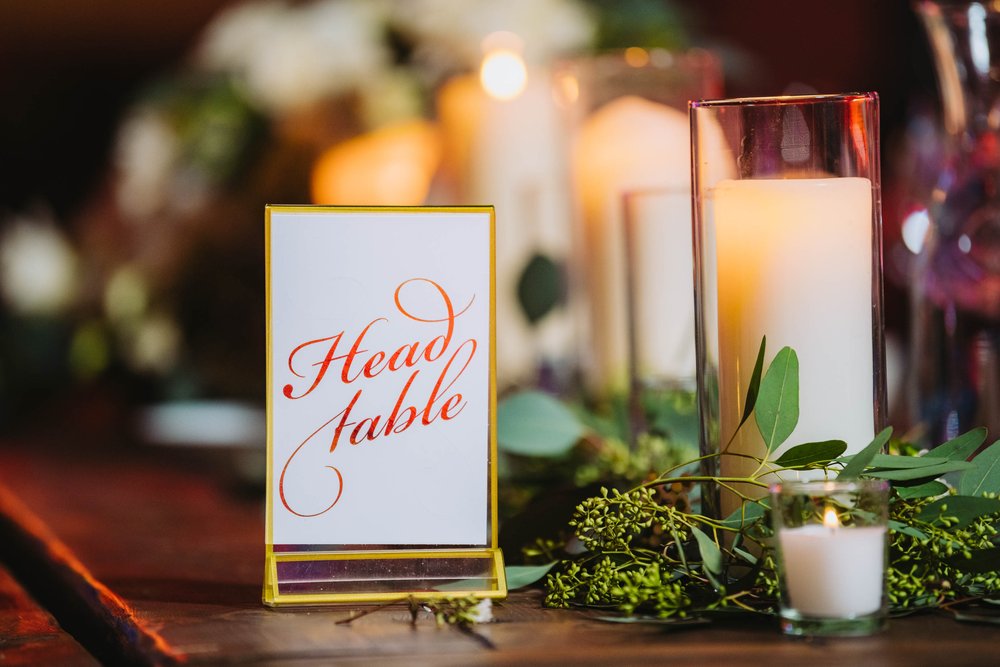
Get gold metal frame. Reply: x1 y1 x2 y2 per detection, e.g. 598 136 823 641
263 205 505 606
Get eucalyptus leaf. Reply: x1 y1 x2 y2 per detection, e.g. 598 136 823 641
645 390 699 447
960 440 1000 497
738 336 766 430
755 347 799 453
594 616 711 627
516 253 564 324
888 520 928 540
691 526 722 575
931 427 988 461
838 427 892 479
917 495 1000 528
894 480 949 500
866 460 973 481
719 501 767 530
953 609 1000 625
497 391 584 457
773 440 847 469
947 547 1000 574
868 454 949 469
504 563 556 590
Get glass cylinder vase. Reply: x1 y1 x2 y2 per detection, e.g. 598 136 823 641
690 94 887 518
911 0 1000 444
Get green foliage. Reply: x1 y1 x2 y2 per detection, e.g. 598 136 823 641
773 440 846 469
585 0 690 51
933 428 988 461
887 491 1000 610
960 441 1000 496
416 596 491 628
496 388 697 521
754 346 799 452
739 336 767 431
498 390 584 457
505 563 556 590
838 427 892 479
533 338 1000 622
516 254 564 324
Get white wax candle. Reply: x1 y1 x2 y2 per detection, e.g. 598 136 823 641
574 97 691 394
310 120 440 206
712 178 875 491
437 65 572 387
625 189 696 383
779 523 886 617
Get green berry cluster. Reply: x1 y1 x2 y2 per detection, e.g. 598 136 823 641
887 492 1000 609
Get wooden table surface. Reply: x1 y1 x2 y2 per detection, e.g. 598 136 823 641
1 439 998 666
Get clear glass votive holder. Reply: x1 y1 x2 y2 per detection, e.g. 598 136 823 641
770 478 890 637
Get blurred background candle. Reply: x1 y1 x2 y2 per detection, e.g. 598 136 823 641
311 119 441 205
574 97 690 394
437 32 573 389
563 50 722 397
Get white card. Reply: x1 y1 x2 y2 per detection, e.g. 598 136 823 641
267 207 493 547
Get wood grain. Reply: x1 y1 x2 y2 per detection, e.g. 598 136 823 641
0 564 98 666
1 442 998 665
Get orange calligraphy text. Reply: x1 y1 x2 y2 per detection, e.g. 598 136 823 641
278 278 476 518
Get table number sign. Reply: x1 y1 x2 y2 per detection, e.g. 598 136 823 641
264 206 506 606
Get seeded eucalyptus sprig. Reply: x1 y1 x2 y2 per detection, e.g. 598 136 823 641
524 338 1000 623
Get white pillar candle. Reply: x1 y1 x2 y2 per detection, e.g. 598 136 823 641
712 177 875 485
779 514 886 617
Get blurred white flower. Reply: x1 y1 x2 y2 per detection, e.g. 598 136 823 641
196 0 287 73
197 0 391 114
469 598 493 623
126 313 182 375
0 213 79 316
394 0 594 69
114 110 180 219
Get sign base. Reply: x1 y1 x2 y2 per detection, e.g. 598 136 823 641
263 547 506 606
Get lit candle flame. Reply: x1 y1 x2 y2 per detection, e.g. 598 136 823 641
823 506 840 529
480 48 528 101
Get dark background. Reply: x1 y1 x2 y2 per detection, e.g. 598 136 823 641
0 0 935 219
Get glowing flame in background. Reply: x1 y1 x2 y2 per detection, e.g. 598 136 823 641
479 32 528 101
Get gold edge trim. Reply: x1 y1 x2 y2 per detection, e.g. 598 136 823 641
266 204 495 215
265 207 274 546
263 547 279 604
493 549 508 595
488 206 499 549
273 548 499 563
266 588 508 606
